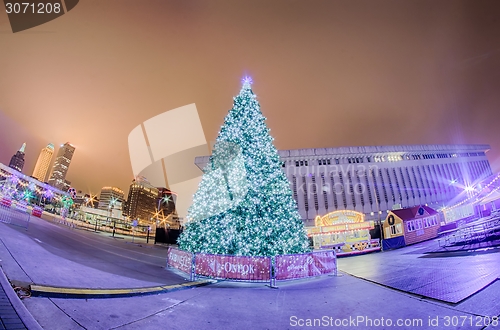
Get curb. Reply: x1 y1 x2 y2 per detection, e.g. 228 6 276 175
0 266 43 330
30 279 215 299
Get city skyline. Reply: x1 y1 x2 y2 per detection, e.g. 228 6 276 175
1 1 500 195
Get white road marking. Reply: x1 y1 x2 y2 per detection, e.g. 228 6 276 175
33 238 42 244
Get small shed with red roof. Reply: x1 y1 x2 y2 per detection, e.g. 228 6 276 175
382 205 440 250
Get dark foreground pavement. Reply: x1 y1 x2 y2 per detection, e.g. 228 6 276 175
0 216 500 329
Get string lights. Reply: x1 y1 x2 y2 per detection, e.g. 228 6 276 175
178 78 310 257
443 173 500 210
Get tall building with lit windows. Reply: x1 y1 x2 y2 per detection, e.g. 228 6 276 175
32 143 55 182
48 142 76 191
9 143 26 173
195 144 493 226
98 187 125 210
124 177 159 224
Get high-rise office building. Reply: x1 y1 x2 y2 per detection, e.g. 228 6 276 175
9 143 26 173
98 187 125 210
156 187 176 216
156 187 180 228
195 144 493 226
48 142 76 191
32 143 55 182
124 177 159 224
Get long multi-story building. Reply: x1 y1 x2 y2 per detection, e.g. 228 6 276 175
48 142 76 191
0 162 69 201
32 143 55 182
195 144 493 226
124 177 159 224
9 143 26 173
98 186 125 210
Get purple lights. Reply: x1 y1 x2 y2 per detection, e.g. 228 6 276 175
43 189 54 199
242 76 253 86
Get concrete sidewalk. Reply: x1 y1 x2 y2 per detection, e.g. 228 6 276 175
1 218 500 329
18 271 500 330
0 264 41 330
0 216 204 329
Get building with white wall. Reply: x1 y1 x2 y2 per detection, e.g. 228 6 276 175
195 144 492 226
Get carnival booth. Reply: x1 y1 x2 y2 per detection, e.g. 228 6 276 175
306 210 380 256
382 205 440 250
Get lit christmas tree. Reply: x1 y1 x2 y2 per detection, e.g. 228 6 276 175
178 78 310 256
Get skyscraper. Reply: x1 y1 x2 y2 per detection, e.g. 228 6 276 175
156 187 180 228
124 177 159 224
156 187 176 217
32 143 55 182
48 142 76 191
9 143 26 173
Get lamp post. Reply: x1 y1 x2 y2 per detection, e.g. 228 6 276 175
369 169 384 247
108 197 117 237
157 195 172 228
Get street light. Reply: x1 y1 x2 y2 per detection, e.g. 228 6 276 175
157 195 172 227
108 197 118 236
369 169 383 245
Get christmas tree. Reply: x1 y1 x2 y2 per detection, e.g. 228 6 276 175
177 78 310 256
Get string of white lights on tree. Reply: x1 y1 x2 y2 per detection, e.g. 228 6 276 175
177 78 311 256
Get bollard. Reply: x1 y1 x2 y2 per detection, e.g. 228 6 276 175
25 213 31 230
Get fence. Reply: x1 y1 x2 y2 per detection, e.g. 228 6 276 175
0 200 31 229
48 214 154 241
166 247 337 287
438 215 500 248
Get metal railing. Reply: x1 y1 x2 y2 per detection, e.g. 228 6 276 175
0 203 31 229
46 214 155 243
166 247 338 288
438 215 500 248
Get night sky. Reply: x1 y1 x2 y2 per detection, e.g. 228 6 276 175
1 0 499 196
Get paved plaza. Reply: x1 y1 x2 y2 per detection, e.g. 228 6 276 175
0 216 499 329
338 239 500 303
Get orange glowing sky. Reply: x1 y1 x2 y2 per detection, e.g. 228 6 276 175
0 0 499 195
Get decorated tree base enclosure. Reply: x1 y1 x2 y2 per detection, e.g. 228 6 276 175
167 247 337 286
170 78 337 284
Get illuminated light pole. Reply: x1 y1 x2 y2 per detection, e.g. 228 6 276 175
369 169 383 246
108 197 117 237
157 195 171 228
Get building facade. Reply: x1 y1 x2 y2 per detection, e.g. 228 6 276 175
124 177 159 224
9 143 26 173
156 187 180 228
156 187 176 216
32 143 54 182
0 162 69 202
98 187 125 211
48 142 76 191
195 144 492 226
